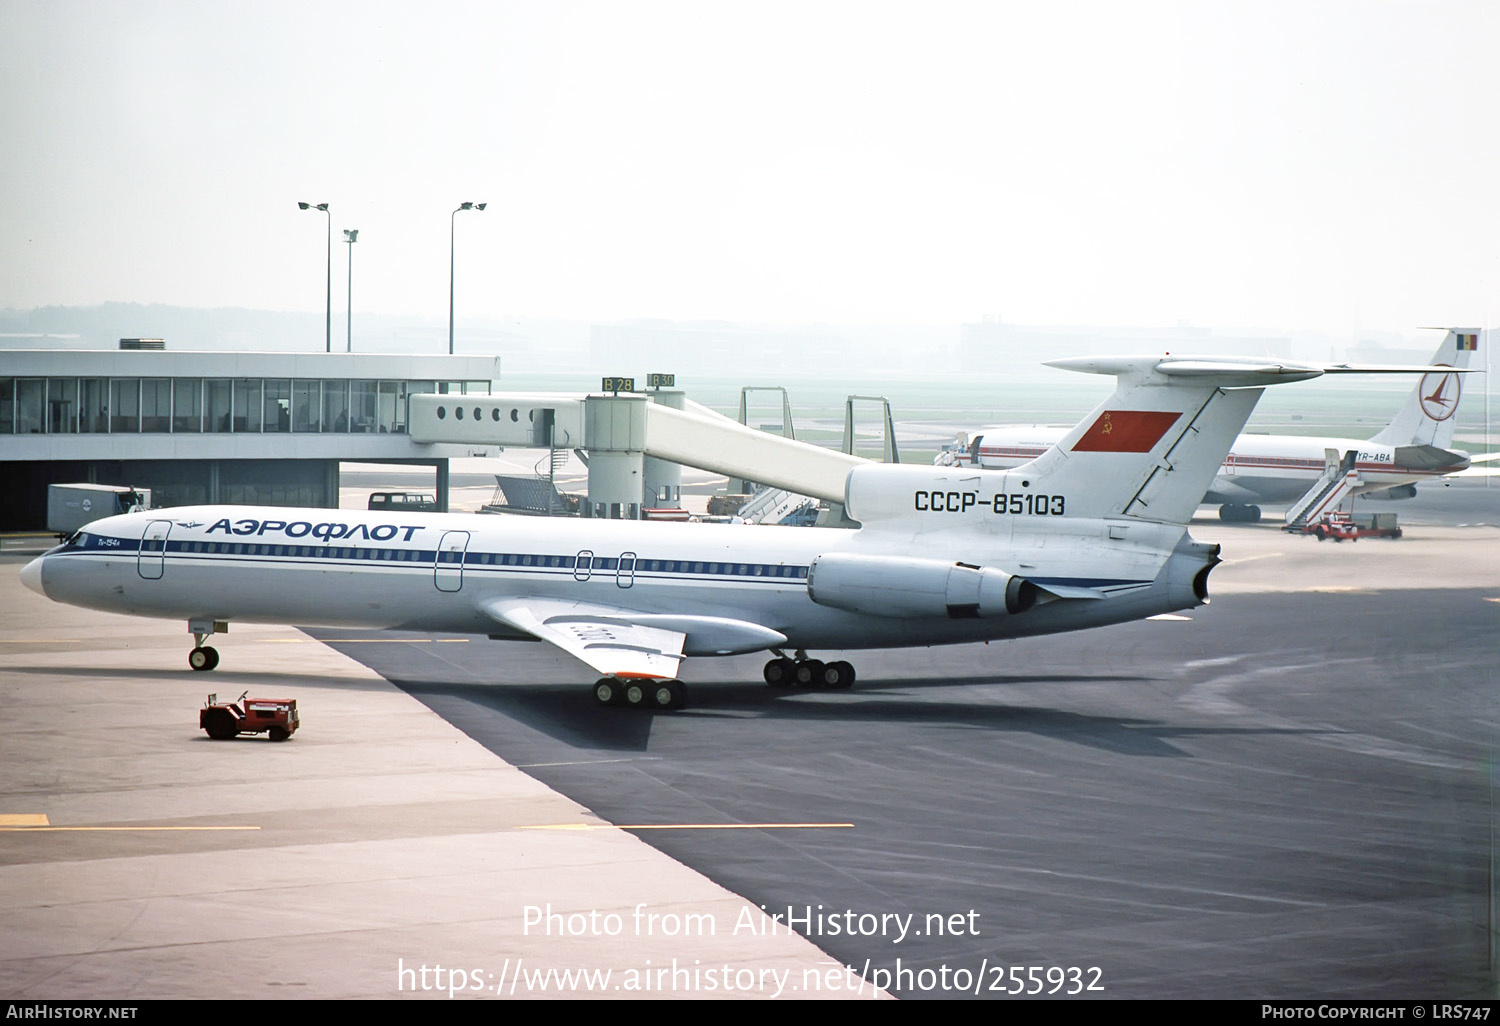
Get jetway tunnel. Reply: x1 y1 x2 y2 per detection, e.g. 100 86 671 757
407 390 872 518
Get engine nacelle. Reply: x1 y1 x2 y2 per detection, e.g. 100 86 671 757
1361 484 1418 501
806 553 1036 619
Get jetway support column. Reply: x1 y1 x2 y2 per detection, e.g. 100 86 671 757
435 459 450 513
643 390 685 510
583 394 647 519
324 461 341 509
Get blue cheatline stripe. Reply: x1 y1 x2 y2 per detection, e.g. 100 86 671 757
56 536 813 583
64 534 1148 591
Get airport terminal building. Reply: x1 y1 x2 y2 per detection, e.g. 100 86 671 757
0 347 500 531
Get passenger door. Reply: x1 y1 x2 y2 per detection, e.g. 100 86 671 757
138 519 173 580
434 531 470 592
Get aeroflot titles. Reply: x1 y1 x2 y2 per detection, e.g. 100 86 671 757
914 491 1068 516
204 518 427 542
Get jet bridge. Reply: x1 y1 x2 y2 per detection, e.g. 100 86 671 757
407 390 866 518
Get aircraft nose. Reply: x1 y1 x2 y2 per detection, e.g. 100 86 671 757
20 555 46 597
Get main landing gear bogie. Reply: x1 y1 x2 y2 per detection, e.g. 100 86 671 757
766 654 855 690
592 677 686 711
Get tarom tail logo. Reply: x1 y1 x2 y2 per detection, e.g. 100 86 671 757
1418 366 1461 422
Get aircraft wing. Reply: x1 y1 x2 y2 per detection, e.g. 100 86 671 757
478 596 688 678
1453 461 1500 478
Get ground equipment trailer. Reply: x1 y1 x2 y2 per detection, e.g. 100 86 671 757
1290 510 1403 542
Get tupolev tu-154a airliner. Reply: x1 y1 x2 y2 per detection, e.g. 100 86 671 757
20 355 1462 711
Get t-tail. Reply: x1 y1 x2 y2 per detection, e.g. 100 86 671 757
1368 327 1480 448
1016 356 1328 525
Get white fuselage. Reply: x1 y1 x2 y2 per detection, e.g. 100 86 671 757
952 426 1468 505
25 501 1216 658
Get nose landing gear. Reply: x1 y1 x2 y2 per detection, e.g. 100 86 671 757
187 619 229 672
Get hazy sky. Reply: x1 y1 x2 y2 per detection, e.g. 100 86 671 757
3 1 1497 337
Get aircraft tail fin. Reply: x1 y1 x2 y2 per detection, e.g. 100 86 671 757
1368 328 1480 447
1018 357 1326 524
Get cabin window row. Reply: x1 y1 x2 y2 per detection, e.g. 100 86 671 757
72 534 811 578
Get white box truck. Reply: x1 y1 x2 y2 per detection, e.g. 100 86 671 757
46 484 151 536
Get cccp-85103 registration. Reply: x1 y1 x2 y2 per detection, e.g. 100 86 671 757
912 490 1067 516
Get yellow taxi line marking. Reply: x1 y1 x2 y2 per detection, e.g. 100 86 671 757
521 822 854 832
259 638 471 644
1 825 261 832
0 814 49 826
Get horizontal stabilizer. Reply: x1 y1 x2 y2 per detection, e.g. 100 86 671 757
1046 355 1324 387
1392 444 1471 472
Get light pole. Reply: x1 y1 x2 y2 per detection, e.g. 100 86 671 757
449 201 486 355
343 229 358 352
298 202 331 352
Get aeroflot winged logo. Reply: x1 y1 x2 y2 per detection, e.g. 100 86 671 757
1419 367 1461 422
1071 410 1182 453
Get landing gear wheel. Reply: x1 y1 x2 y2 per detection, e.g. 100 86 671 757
623 682 648 708
189 646 219 672
593 678 622 706
763 658 796 687
651 680 686 711
1218 504 1262 524
794 659 826 687
203 709 237 740
1244 505 1262 523
824 661 856 689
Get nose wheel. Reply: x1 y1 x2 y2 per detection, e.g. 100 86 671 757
188 620 227 672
